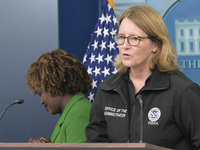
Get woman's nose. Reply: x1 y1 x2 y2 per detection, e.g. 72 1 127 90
41 98 44 104
122 38 131 48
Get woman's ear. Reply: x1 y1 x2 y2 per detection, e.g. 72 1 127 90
154 38 162 53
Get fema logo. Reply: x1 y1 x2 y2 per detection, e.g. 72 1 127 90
148 107 161 122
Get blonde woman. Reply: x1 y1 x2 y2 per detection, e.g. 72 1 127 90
86 5 200 150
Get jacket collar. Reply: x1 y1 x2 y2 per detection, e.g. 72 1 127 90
101 68 170 91
146 69 170 90
50 92 85 142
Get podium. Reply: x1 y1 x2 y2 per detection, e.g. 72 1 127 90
0 143 172 150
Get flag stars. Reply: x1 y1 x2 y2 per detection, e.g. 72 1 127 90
91 40 98 50
92 80 97 89
95 27 102 37
99 14 105 24
83 54 87 63
107 4 112 11
87 42 91 49
83 0 119 102
107 41 115 51
96 53 104 64
101 67 110 77
104 54 113 64
93 66 101 77
88 92 95 102
112 67 118 74
110 28 117 35
87 66 93 75
103 27 109 37
99 40 106 51
113 16 118 25
105 14 111 25
89 53 95 63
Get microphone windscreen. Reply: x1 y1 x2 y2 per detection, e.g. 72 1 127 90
15 99 24 104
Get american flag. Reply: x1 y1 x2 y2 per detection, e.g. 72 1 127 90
83 0 119 103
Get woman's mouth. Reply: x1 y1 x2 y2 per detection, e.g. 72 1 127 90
122 53 131 58
44 105 48 111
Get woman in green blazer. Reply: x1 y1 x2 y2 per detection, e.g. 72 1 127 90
26 49 92 143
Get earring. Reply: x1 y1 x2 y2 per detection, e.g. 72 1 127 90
153 49 157 53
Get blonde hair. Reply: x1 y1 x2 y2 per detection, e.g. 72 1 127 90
114 5 180 74
27 49 92 96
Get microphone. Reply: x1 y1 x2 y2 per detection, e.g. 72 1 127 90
137 95 143 143
12 99 24 105
0 99 24 121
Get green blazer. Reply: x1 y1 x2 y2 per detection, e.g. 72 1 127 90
50 92 91 143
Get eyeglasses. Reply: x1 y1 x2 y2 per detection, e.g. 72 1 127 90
113 34 150 46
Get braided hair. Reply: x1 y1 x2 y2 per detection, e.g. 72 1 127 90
27 49 92 96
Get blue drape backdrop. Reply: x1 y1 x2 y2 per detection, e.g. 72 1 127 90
58 0 101 61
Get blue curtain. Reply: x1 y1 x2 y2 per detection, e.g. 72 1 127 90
58 0 101 61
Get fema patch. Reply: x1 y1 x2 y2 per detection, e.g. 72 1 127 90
148 107 161 122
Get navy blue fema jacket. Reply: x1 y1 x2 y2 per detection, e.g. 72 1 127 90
86 69 200 150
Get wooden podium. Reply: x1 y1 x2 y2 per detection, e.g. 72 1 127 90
0 143 172 150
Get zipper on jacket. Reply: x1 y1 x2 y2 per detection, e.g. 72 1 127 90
113 88 130 142
137 95 143 143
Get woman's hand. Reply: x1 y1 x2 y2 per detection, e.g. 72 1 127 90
27 136 51 143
